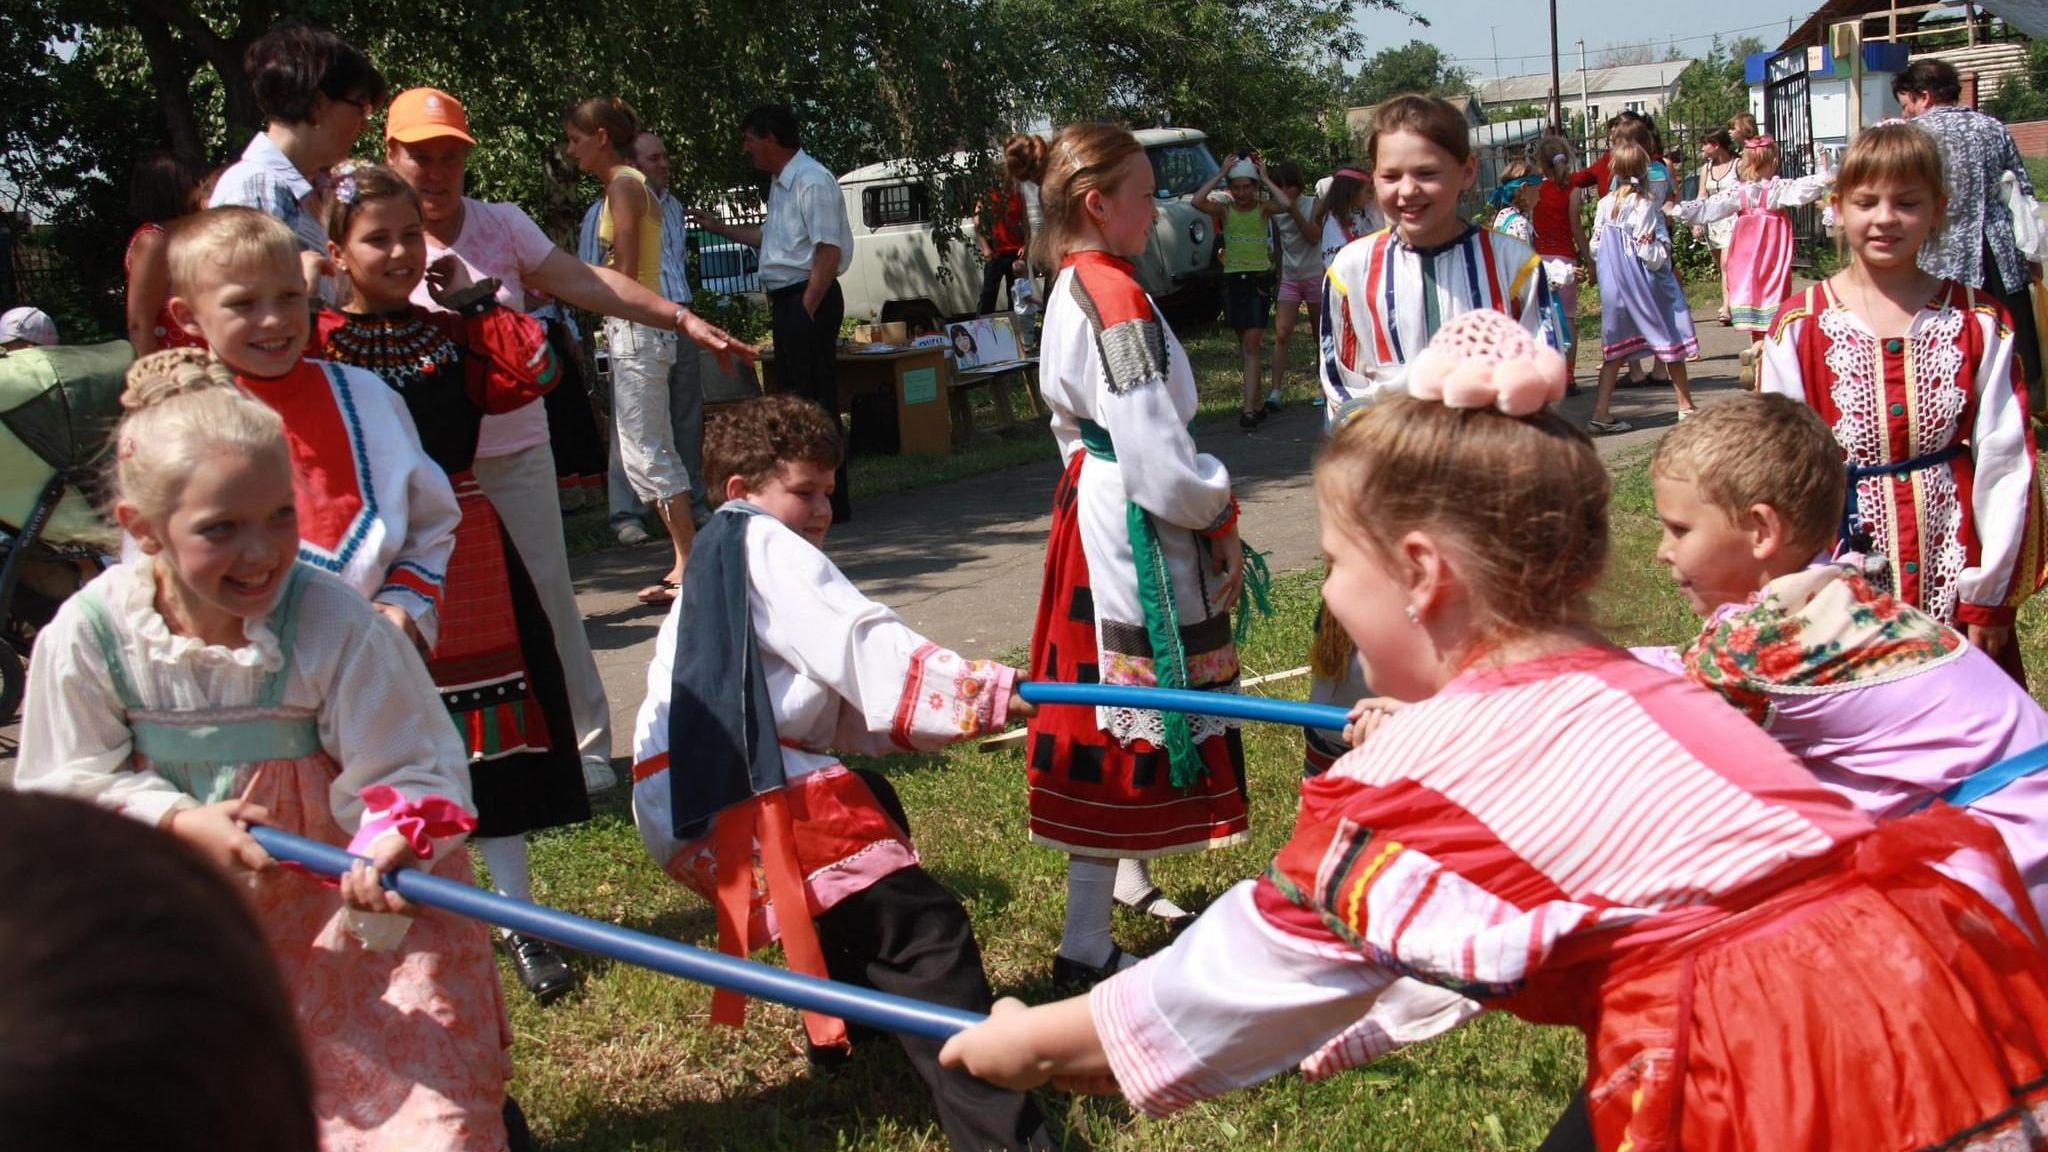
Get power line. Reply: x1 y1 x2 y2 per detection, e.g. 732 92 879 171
1439 18 1785 70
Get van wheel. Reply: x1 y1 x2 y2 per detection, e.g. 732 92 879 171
880 299 946 338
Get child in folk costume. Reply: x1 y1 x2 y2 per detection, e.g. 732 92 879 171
1644 394 2048 925
630 395 1051 1152
1759 123 2046 685
16 375 511 1152
1668 133 1833 378
1585 142 1699 434
1027 122 1256 983
315 164 589 1006
941 309 2048 1152
1321 97 1554 421
1309 95 1556 775
158 207 459 655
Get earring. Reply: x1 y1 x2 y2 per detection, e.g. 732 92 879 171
1404 604 1420 625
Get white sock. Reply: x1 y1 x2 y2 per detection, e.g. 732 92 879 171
475 834 531 938
1266 386 1282 405
1115 857 1189 920
1060 855 1121 968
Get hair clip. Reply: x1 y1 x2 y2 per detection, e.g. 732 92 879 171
1551 153 1568 166
1407 309 1569 417
117 434 138 461
1335 166 1370 182
330 159 363 206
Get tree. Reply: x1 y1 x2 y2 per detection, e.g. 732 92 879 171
1347 39 1474 109
994 0 1390 171
2 0 1035 339
1596 42 1656 68
1986 39 2048 123
1664 35 1764 130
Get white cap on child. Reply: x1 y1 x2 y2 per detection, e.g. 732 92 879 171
0 307 57 347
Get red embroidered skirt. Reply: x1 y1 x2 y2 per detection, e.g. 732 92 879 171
1543 807 2048 1152
1024 451 1250 858
432 475 586 838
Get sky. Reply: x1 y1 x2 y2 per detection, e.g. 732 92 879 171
1349 0 1818 82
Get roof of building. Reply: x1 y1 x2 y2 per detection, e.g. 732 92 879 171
1344 94 1486 135
1781 0 2046 51
1477 60 1695 105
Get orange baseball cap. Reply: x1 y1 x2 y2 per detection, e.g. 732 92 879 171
385 87 476 146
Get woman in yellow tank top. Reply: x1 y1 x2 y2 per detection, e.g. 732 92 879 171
565 96 694 602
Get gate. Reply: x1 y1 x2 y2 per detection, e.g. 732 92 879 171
1763 47 1822 265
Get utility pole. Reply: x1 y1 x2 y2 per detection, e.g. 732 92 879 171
1492 25 1502 91
1549 0 1564 134
1578 40 1590 145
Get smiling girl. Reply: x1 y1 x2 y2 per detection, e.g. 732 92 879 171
1024 122 1254 982
1320 95 1555 421
315 163 592 1003
1308 94 1558 776
1759 122 2046 684
17 366 512 1151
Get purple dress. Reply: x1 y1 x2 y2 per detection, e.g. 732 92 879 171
1591 190 1698 362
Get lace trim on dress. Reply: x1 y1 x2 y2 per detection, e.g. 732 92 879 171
1101 690 1239 749
118 560 286 672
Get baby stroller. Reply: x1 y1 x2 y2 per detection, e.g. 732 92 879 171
0 341 130 723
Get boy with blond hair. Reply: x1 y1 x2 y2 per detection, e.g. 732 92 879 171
1647 392 2048 923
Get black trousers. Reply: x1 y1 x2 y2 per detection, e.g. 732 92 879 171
815 772 1053 1152
977 251 1021 315
768 279 852 522
1982 240 2042 399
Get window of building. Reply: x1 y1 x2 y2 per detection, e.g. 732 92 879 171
1625 100 1643 114
862 183 930 229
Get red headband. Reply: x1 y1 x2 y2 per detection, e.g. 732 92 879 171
1335 166 1370 181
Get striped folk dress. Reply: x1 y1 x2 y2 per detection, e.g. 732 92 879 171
1087 645 2048 1151
1318 223 1553 424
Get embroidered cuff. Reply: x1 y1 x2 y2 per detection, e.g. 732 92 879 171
1954 601 2019 628
347 785 477 861
1199 498 1240 540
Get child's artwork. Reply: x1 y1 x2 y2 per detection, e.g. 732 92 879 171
946 316 1023 370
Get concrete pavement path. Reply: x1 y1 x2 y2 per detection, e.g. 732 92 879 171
572 306 1758 749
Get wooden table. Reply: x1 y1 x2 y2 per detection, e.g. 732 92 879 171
759 346 954 456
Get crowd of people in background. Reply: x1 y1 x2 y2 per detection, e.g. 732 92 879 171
12 15 2048 1152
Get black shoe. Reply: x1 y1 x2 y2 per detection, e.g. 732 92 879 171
1263 397 1283 414
1238 412 1260 431
506 934 575 1005
503 1095 538 1152
1051 945 1128 989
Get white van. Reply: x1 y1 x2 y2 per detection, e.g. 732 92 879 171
836 128 1224 327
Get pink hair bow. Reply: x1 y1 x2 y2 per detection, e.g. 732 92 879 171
1407 309 1570 416
346 785 478 861
1744 134 1776 151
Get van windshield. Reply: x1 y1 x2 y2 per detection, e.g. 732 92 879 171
1148 142 1219 199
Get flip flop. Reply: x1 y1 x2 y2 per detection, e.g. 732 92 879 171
636 579 679 606
1115 885 1198 929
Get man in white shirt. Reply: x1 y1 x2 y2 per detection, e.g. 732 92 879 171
581 131 712 542
692 105 854 522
